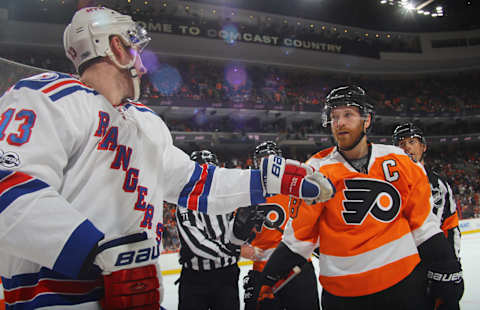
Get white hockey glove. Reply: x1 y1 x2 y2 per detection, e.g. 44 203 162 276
260 155 335 203
94 232 164 310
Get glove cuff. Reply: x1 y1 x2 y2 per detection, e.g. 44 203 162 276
427 260 462 284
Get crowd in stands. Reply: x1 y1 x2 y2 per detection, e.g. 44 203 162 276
141 59 480 116
2 50 480 121
429 148 480 220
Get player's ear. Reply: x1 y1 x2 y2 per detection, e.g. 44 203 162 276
109 36 128 61
364 114 371 131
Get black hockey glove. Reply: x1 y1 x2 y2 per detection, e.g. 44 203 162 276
426 260 464 310
232 206 266 243
243 270 261 310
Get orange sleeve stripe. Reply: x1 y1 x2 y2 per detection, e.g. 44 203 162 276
441 213 460 233
319 254 420 297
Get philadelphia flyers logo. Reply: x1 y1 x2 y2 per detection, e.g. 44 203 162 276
260 203 286 231
342 178 401 225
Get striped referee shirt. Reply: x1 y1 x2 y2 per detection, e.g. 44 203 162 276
176 206 240 271
426 167 461 260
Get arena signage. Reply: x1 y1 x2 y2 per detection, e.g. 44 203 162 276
139 21 380 58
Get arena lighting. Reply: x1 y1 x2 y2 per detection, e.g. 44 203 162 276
379 0 444 18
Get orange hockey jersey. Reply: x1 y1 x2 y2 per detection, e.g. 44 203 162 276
282 144 441 297
251 194 293 272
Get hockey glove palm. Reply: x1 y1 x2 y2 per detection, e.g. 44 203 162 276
426 260 464 310
260 155 335 203
94 232 163 310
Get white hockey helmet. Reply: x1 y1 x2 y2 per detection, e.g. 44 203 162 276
63 7 150 101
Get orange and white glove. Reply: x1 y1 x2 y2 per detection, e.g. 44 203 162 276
94 232 164 310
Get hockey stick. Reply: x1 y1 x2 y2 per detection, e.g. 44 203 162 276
272 265 302 294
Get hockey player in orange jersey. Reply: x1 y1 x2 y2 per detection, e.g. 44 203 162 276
229 141 320 310
255 86 463 310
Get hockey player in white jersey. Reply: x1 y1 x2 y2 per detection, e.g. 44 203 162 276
0 7 334 310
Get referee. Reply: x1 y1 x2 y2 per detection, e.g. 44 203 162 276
176 150 241 310
392 123 464 307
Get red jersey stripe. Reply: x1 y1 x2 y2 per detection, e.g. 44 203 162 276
41 80 88 94
0 172 32 196
187 164 209 211
4 279 102 304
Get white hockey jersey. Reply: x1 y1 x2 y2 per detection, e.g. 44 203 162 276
0 72 265 309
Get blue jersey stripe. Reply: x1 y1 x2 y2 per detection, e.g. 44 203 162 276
0 179 49 213
250 169 265 205
13 80 54 91
0 169 14 180
1 267 93 290
5 288 103 310
178 164 202 208
49 85 98 102
53 220 104 279
12 73 72 91
197 165 216 213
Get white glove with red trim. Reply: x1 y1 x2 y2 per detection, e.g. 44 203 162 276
260 155 335 203
94 232 164 310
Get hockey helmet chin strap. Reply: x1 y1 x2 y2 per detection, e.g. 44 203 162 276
107 48 142 103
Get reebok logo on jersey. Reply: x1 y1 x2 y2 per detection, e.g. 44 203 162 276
342 178 401 225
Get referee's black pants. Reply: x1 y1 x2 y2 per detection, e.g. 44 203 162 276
178 264 240 310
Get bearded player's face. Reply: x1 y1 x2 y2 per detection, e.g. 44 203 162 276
330 106 366 150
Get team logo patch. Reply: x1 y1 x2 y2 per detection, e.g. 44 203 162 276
0 150 21 168
25 72 59 82
259 203 286 231
342 178 401 225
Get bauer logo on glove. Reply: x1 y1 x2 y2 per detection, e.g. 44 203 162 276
260 155 335 203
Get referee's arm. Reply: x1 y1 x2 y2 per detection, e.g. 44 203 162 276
176 208 235 260
441 180 461 260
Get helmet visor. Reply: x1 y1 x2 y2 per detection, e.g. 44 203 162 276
322 102 367 128
128 23 151 52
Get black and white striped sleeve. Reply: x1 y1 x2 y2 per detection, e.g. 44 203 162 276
440 179 461 260
176 206 237 261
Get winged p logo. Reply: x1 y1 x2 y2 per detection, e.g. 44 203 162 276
342 178 401 225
